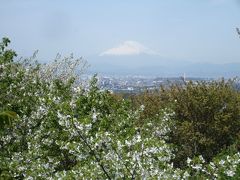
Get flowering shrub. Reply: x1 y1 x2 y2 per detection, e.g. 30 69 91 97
184 151 240 179
1 37 240 179
0 38 175 179
132 79 240 168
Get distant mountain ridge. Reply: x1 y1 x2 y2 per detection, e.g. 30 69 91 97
86 54 240 78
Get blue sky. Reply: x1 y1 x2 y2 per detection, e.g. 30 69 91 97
1 0 240 76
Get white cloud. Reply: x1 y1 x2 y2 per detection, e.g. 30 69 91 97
99 41 159 56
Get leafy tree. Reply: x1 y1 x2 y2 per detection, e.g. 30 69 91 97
0 38 174 179
168 80 240 167
131 80 240 168
1 37 240 179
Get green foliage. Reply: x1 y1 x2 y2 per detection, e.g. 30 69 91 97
1 37 240 179
0 38 174 179
0 111 17 130
168 80 240 167
132 80 240 168
130 89 169 125
0 37 17 63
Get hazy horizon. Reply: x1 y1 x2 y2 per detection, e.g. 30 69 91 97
1 0 240 77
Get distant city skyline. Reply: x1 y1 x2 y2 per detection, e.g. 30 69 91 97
1 0 240 77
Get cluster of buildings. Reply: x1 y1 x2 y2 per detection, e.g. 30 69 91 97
95 75 210 93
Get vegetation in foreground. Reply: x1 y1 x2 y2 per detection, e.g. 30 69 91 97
1 37 240 179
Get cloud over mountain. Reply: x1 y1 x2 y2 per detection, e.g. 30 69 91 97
99 41 159 56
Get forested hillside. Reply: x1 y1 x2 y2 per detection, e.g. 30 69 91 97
1 38 240 179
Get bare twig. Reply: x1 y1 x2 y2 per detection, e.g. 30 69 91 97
236 27 240 38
